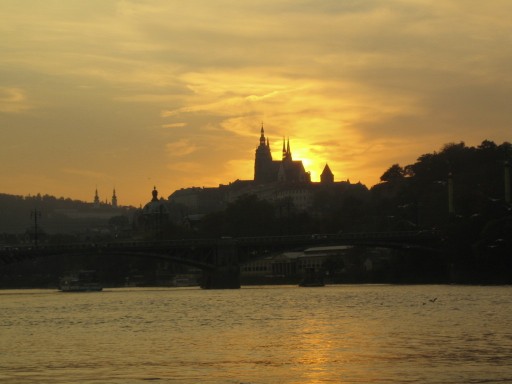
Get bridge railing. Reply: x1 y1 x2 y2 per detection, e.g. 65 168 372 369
3 230 442 250
235 230 441 244
1 230 443 262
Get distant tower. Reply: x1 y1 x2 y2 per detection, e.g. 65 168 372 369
94 188 100 208
320 164 334 184
254 124 274 184
112 188 118 208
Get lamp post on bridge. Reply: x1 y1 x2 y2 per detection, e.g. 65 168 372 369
30 209 42 247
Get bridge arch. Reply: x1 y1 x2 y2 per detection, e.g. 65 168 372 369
1 231 445 288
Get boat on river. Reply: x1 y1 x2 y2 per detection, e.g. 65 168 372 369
58 270 103 292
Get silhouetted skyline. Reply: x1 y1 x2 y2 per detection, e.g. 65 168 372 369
1 1 511 206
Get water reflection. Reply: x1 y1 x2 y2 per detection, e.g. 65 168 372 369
1 285 512 383
295 316 338 383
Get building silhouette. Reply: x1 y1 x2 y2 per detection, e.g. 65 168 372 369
320 164 334 184
94 188 119 208
254 125 311 184
166 125 367 217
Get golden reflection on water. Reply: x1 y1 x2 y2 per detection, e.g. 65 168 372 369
1 285 512 383
296 318 336 383
293 314 381 384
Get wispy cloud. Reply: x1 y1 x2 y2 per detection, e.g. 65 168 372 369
161 122 187 129
166 139 199 157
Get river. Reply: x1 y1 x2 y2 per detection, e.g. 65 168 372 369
1 285 511 383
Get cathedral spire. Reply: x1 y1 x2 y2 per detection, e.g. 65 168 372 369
259 122 266 146
282 137 292 161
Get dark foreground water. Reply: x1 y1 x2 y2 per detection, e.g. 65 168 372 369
1 285 511 383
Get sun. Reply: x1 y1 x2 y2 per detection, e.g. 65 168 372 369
291 146 324 183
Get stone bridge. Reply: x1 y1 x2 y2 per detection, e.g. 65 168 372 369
0 230 443 288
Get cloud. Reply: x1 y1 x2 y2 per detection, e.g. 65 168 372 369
161 122 187 129
166 139 199 157
0 87 31 113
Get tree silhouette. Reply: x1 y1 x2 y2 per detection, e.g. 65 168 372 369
380 164 405 182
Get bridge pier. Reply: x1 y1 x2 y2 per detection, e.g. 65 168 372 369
201 239 240 289
201 265 240 289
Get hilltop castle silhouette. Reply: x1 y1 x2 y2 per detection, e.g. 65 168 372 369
160 125 365 217
254 125 312 184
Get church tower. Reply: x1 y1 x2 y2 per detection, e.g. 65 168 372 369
112 188 118 208
94 188 100 208
320 163 334 184
254 124 274 184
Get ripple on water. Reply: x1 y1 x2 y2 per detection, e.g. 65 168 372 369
1 285 512 383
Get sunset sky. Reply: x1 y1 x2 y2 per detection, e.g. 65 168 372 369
1 1 511 207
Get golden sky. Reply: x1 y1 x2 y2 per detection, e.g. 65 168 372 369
1 1 511 207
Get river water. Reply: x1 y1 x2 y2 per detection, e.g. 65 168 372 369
1 285 511 383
